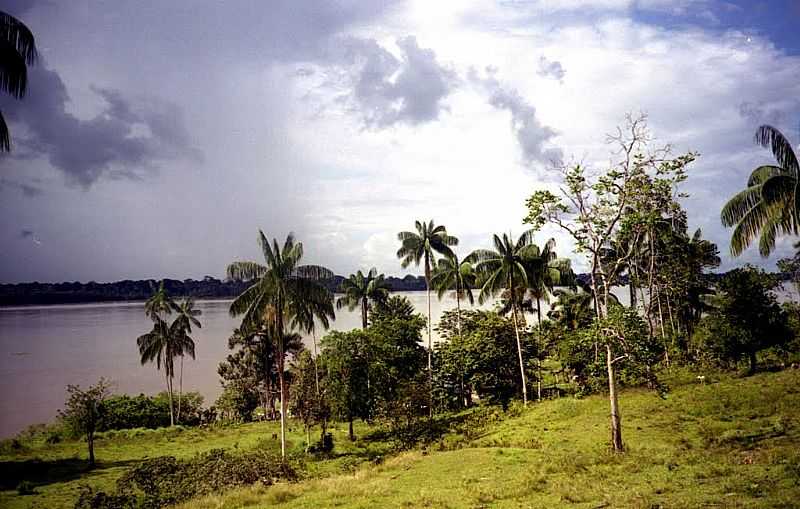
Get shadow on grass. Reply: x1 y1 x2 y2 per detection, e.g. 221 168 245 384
0 457 141 490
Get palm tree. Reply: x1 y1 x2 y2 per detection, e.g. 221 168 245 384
721 125 799 257
336 268 390 329
227 231 334 460
137 317 195 426
291 292 335 395
0 10 38 152
397 220 458 411
467 230 541 405
172 298 201 422
431 254 476 337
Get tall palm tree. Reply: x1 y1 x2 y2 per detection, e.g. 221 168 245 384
431 254 476 336
397 219 458 411
227 231 334 460
336 268 391 329
721 125 799 257
467 230 541 405
137 317 195 426
172 298 201 422
0 10 38 152
291 292 335 395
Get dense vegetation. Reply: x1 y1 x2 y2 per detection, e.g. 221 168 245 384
3 117 800 508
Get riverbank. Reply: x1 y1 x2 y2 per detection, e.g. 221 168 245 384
2 367 799 508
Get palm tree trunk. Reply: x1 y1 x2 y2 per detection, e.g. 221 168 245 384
425 258 433 418
536 297 542 401
177 354 183 424
87 431 95 468
165 369 174 426
278 339 287 460
511 295 528 406
312 328 320 396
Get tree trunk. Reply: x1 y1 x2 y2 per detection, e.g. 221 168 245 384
536 297 542 401
425 257 433 418
312 329 320 396
748 351 757 375
87 432 95 468
606 343 624 452
278 338 287 460
629 266 637 309
361 299 368 330
511 300 528 406
166 370 174 427
348 413 355 441
177 354 183 423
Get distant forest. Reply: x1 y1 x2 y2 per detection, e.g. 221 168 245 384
0 275 431 306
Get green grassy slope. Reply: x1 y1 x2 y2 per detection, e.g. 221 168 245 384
3 369 799 508
184 369 800 509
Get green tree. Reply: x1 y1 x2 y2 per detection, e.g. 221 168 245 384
336 268 390 329
693 265 793 373
57 379 111 468
0 10 37 152
721 125 799 257
226 231 334 460
525 115 695 451
467 230 543 405
396 220 458 413
321 330 371 441
171 298 202 423
431 254 476 336
136 317 195 426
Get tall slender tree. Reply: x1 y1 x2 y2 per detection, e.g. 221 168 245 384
721 125 799 257
431 254 476 337
336 268 391 329
227 231 334 460
467 231 543 405
0 10 38 152
396 220 458 414
172 298 202 422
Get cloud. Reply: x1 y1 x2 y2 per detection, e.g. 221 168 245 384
0 178 42 197
537 56 566 82
471 69 562 166
0 65 202 188
331 35 458 128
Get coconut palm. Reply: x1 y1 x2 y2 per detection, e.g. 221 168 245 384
721 125 799 257
397 220 458 405
227 231 334 460
137 317 195 426
172 298 201 422
0 10 38 152
336 268 391 329
467 230 542 405
431 254 476 337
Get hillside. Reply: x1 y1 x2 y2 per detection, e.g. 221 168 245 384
2 368 799 508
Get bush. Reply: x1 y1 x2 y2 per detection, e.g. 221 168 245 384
74 448 297 508
99 392 205 431
16 480 36 495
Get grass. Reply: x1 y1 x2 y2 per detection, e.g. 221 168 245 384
3 368 800 508
182 368 800 509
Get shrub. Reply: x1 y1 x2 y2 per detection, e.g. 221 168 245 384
74 447 297 508
16 480 36 495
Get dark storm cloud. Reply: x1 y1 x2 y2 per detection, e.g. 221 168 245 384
0 178 42 197
0 65 202 188
341 36 458 127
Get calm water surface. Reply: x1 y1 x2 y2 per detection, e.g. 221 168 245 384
2 285 796 437
0 291 494 437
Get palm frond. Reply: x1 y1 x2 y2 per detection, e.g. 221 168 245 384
226 261 267 282
755 125 799 174
0 110 9 152
294 264 334 281
0 12 37 64
721 185 764 227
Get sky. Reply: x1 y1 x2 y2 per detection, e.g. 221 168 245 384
1 0 799 283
